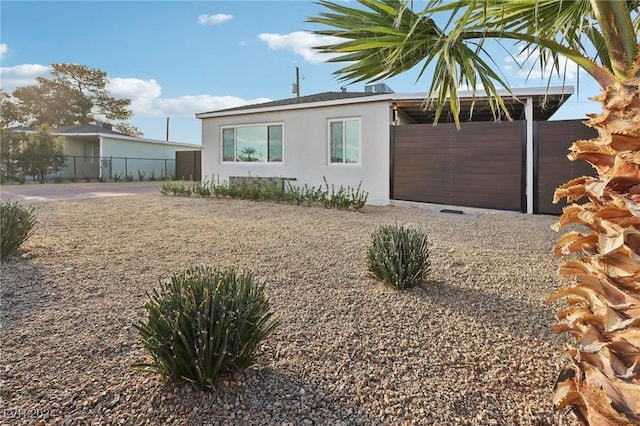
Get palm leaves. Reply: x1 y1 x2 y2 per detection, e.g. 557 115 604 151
309 0 513 125
309 1 639 121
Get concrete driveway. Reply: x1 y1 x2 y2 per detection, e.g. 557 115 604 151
0 181 165 203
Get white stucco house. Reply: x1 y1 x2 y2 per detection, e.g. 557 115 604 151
11 123 200 180
196 85 594 214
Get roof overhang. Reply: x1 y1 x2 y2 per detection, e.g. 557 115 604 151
9 128 200 148
195 94 395 119
66 132 200 148
392 86 574 123
196 86 574 122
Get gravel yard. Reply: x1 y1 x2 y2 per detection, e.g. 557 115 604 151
0 194 580 425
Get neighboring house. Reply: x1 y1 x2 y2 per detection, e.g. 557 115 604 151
196 84 596 214
10 123 200 180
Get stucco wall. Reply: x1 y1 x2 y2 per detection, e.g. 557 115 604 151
60 138 99 178
63 138 85 157
201 100 392 205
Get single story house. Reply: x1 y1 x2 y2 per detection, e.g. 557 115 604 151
196 85 596 214
10 123 200 180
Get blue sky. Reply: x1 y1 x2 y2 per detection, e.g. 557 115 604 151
1 1 602 145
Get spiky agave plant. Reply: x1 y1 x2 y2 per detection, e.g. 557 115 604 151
309 1 639 423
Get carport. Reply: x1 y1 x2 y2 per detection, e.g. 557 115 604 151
390 87 597 213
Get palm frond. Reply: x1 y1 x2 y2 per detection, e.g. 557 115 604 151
309 0 633 125
310 0 516 126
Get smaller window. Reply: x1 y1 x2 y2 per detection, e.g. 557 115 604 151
328 118 360 164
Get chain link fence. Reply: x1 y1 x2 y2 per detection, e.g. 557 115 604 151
2 154 176 182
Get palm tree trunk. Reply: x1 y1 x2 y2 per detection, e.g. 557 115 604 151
550 77 640 425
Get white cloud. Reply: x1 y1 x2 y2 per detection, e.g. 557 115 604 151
0 64 51 91
108 77 162 99
0 63 268 123
0 43 8 59
258 31 344 64
108 77 269 117
153 95 271 117
198 14 232 25
503 48 579 82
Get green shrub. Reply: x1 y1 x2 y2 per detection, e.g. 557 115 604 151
160 175 369 211
191 180 213 197
160 180 192 196
134 266 280 391
0 201 37 260
137 170 146 181
366 224 430 290
126 173 134 182
53 176 63 183
70 175 78 183
318 177 368 211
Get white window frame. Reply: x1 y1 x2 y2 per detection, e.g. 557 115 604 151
220 122 284 164
327 117 361 166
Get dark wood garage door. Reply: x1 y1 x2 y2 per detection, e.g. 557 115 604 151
535 120 598 215
392 121 525 211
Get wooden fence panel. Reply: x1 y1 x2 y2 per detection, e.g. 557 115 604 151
175 150 202 181
535 120 597 215
393 121 524 211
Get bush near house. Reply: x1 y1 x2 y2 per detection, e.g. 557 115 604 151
0 201 37 260
366 224 430 290
160 176 369 211
16 125 67 183
133 266 280 392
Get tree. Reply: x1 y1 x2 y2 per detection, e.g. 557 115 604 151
238 147 260 162
0 90 22 129
11 63 142 135
17 125 66 182
0 92 24 179
309 1 639 424
0 129 23 180
114 122 143 138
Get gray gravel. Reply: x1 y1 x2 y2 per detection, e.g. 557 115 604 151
0 194 580 425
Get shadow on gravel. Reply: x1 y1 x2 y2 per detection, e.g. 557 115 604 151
0 257 53 332
419 279 558 341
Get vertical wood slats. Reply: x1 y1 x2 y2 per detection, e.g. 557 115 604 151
535 120 597 215
175 150 202 181
393 121 524 211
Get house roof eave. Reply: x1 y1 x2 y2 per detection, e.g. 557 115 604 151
196 92 395 119
195 86 575 122
53 132 199 148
